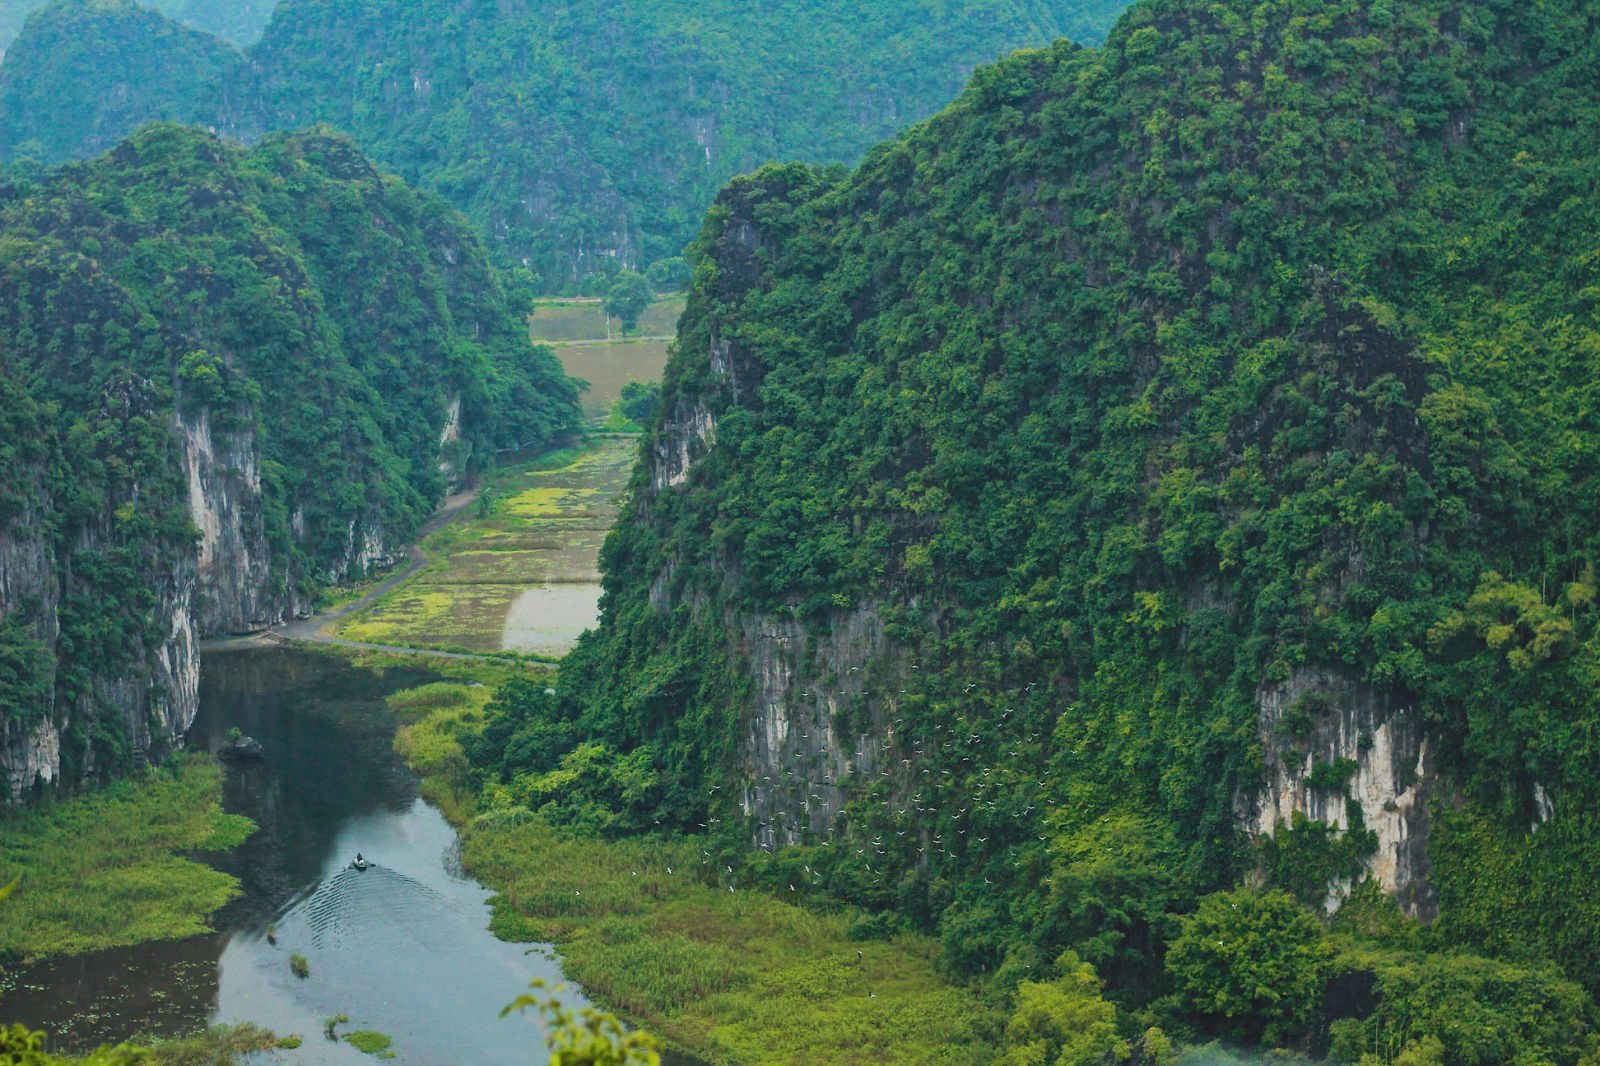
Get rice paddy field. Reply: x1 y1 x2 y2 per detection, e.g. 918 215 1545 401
557 338 674 420
531 296 681 421
528 296 684 343
335 439 640 656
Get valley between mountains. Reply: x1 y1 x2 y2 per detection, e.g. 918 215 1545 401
3 0 1600 1064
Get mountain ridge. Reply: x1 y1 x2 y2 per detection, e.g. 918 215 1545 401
0 0 1135 288
522 0 1600 1051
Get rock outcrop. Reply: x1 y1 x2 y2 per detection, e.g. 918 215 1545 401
1251 668 1437 918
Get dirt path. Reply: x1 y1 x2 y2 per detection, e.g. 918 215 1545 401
201 485 500 661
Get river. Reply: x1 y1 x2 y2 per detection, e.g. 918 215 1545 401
3 648 688 1065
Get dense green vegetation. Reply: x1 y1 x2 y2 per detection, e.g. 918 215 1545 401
0 0 239 165
0 0 1133 288
0 122 578 790
437 0 1600 1057
386 676 1011 1065
0 0 271 59
0 756 251 959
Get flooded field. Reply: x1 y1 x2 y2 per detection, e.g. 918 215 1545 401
335 297 678 658
336 439 638 656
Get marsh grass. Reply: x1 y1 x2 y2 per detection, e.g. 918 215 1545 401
0 757 253 961
343 1030 395 1056
460 820 998 1064
140 1024 283 1065
382 677 1000 1062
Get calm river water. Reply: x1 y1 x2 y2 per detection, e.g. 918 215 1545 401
2 648 684 1065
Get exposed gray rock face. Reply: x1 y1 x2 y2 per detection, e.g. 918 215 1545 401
0 389 463 801
1250 667 1438 918
0 458 200 802
736 606 897 850
0 477 65 800
177 407 279 634
651 396 716 492
438 392 469 490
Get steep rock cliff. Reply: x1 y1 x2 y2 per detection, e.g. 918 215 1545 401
556 0 1600 994
0 125 579 797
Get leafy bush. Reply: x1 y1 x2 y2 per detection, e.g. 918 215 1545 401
1164 889 1332 1045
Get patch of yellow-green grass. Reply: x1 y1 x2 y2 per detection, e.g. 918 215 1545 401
337 587 458 642
0 757 254 961
459 823 997 1065
502 485 602 519
338 584 530 652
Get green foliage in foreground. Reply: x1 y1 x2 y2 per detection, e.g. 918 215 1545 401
0 756 252 959
504 981 660 1066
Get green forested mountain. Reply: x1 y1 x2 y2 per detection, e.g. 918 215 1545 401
481 0 1600 1056
0 0 239 163
0 0 1132 290
0 123 576 796
0 0 270 57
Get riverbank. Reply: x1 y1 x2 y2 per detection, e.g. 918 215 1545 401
0 757 253 963
381 675 1004 1065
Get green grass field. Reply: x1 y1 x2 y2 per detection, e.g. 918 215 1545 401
0 757 253 961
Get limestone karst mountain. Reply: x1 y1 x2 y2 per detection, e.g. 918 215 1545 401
0 124 577 798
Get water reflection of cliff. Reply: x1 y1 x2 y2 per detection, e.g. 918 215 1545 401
194 649 439 925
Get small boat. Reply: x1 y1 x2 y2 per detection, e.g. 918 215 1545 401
351 855 370 871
